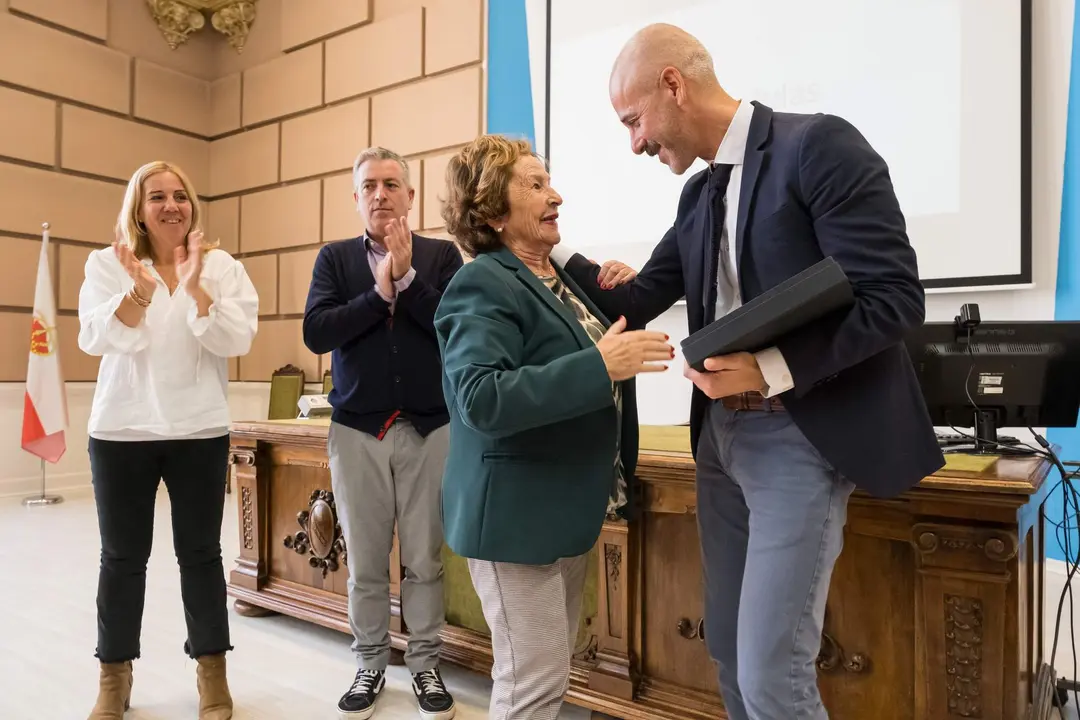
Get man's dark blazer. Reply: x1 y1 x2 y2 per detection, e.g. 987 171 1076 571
434 246 639 565
563 102 944 498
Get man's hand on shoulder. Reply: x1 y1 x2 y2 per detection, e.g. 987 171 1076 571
683 353 766 399
597 260 637 289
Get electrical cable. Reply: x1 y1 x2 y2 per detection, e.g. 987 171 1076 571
1035 437 1079 710
951 324 1080 707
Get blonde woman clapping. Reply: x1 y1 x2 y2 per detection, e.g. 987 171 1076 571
79 161 258 720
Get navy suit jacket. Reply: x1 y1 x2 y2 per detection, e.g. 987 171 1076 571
564 102 944 498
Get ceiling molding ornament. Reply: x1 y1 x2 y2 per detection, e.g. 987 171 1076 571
145 0 258 53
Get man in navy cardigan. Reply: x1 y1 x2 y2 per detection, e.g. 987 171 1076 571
303 146 463 720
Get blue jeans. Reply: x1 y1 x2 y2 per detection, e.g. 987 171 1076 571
696 402 855 720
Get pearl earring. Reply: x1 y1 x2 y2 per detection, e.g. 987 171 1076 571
496 227 503 233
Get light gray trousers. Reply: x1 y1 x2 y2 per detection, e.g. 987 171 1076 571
328 419 448 674
467 553 589 720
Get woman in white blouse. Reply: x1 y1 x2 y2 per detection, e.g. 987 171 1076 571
79 161 258 720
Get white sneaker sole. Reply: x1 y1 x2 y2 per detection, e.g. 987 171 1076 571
339 697 379 720
418 704 456 720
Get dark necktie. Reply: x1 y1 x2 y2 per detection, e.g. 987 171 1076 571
703 163 734 326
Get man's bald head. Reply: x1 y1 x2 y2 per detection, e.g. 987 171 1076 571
608 23 735 176
610 23 718 96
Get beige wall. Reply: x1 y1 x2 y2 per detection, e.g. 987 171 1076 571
0 0 484 384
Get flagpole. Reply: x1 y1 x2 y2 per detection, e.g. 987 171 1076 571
23 457 62 507
22 222 64 508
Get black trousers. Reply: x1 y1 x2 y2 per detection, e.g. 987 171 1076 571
89 435 232 663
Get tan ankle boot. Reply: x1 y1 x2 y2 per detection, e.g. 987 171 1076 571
196 653 233 720
87 661 132 719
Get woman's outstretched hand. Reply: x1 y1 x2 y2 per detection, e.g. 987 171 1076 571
596 316 674 381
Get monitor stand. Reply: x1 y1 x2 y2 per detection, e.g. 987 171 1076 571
966 411 1035 456
935 414 1034 456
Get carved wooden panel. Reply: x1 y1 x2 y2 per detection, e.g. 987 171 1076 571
1020 509 1046 720
240 486 253 550
589 519 636 699
227 443 264 591
944 594 984 717
911 522 1020 719
640 510 718 695
268 457 350 596
282 489 347 577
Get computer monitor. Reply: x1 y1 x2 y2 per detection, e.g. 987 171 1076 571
904 304 1080 455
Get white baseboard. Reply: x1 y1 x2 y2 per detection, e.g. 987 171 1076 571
0 470 91 499
1050 559 1072 577
1046 559 1080 679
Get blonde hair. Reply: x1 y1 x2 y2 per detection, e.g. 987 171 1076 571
116 161 214 261
441 134 538 257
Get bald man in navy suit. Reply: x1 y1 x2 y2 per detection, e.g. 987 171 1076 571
552 23 943 720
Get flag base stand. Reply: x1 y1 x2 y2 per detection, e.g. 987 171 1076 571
22 495 62 507
22 459 62 507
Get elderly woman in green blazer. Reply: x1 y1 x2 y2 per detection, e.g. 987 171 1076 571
434 134 673 720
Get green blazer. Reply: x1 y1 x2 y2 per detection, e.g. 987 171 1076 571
434 246 640 565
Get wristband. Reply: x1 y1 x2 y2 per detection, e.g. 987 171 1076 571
128 287 151 308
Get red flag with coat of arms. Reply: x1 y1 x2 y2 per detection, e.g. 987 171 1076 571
21 224 68 463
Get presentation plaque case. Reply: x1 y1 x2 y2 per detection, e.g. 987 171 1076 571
681 257 854 371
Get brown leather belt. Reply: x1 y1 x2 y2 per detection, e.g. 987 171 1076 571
719 392 785 412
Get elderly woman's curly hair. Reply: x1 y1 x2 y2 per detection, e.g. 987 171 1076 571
440 135 538 257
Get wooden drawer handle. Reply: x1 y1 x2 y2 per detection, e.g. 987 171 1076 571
817 630 869 674
677 617 705 641
676 615 870 674
816 607 869 674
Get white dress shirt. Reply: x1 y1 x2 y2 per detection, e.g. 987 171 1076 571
78 246 259 441
550 100 794 397
708 101 793 397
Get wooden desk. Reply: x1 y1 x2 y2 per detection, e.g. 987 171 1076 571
227 420 1056 719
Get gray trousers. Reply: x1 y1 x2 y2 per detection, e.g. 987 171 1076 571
328 419 447 674
467 553 589 720
697 403 855 720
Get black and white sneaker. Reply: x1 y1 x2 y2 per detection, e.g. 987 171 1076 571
338 668 385 719
412 667 456 719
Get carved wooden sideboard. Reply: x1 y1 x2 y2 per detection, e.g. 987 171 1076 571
227 419 1056 719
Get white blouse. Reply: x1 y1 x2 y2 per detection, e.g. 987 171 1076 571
78 246 259 441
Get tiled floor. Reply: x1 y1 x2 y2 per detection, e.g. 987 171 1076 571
0 486 591 719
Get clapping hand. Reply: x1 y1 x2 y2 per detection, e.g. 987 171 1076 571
383 216 413 281
113 229 155 300
375 252 395 301
176 229 205 294
683 353 766 399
